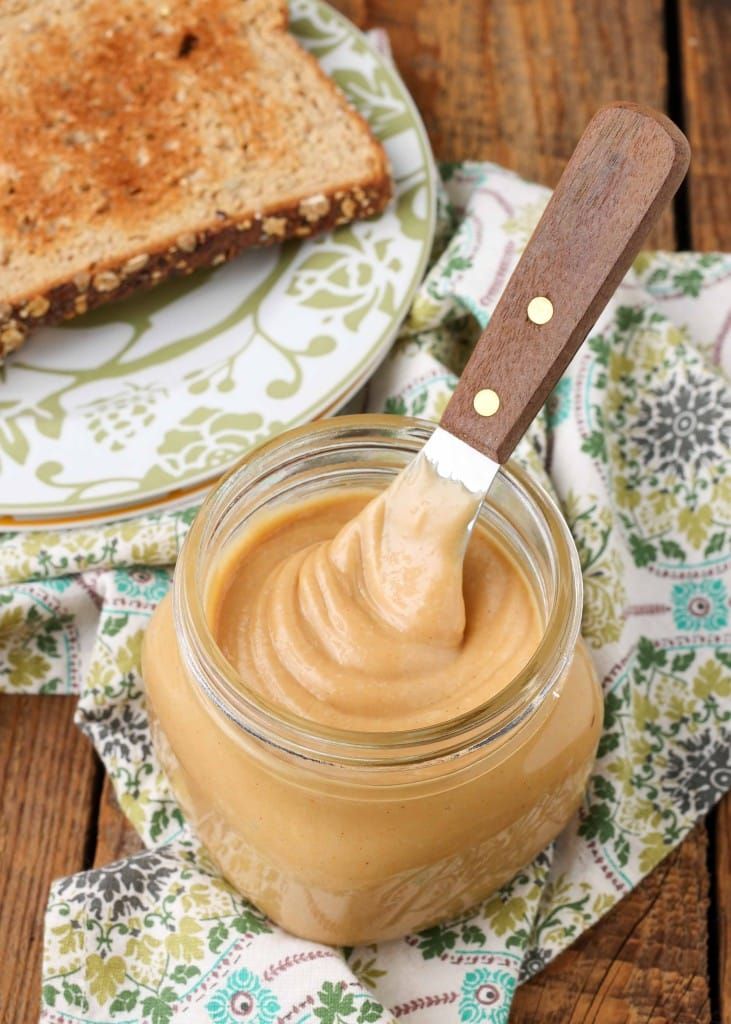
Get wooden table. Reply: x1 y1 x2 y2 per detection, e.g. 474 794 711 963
1 2 729 1021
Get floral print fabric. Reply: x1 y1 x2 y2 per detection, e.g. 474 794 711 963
0 161 729 1023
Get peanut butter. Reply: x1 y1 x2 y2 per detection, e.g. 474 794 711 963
211 458 542 731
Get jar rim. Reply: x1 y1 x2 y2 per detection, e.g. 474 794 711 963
174 415 583 769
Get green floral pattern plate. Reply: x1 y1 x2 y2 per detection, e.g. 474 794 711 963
0 2 436 519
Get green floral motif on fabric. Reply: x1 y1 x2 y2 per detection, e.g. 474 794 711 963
563 492 627 649
312 980 384 1023
578 306 731 570
583 641 730 881
633 250 728 299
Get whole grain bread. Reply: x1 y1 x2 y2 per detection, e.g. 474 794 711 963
0 0 392 357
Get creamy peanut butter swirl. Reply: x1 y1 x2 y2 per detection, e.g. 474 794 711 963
211 459 543 732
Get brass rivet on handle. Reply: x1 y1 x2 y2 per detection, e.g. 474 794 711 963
473 388 500 417
527 296 553 324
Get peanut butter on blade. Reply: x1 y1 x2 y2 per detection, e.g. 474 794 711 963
210 459 543 731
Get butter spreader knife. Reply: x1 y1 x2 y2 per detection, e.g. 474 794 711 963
420 102 690 521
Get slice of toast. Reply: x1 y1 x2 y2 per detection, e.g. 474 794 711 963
0 0 391 357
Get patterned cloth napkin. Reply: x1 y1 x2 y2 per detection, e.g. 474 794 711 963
1 162 730 1024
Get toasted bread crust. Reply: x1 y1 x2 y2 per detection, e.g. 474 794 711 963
0 180 391 356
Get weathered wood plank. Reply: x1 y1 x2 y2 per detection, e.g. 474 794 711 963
679 0 731 250
332 0 675 248
0 696 99 1024
716 796 731 1024
510 824 711 1023
93 774 144 868
679 4 731 1018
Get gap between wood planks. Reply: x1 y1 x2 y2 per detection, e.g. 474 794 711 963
82 754 105 870
664 0 691 250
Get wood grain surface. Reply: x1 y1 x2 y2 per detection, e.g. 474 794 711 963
0 697 99 1024
0 2 728 1022
93 774 145 869
335 0 676 249
679 0 731 250
680 5 731 1020
717 796 731 1024
510 825 712 1023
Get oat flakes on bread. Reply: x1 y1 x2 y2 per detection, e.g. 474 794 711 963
0 0 392 357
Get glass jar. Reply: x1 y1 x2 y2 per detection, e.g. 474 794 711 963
142 415 602 945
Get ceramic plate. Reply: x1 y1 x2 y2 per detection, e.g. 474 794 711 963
0 0 436 520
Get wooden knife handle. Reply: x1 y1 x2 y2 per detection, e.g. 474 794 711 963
439 102 690 464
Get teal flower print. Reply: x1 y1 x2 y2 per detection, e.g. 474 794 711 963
43 576 73 593
459 966 517 1023
672 580 728 632
113 567 170 603
545 376 572 429
206 967 279 1024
